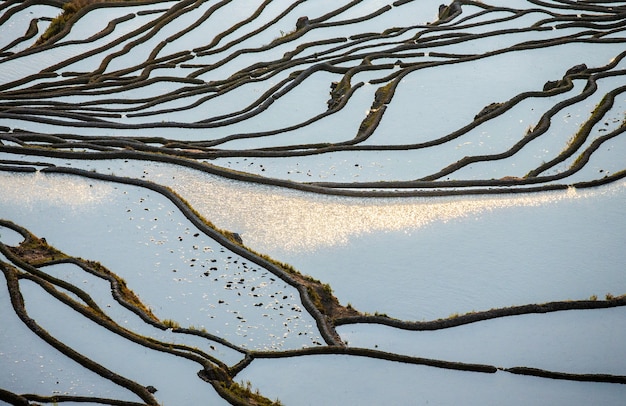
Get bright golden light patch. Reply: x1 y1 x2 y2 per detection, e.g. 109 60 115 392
2 170 622 256
169 171 624 254
0 172 115 209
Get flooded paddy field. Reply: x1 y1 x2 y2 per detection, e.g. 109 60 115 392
1 0 625 405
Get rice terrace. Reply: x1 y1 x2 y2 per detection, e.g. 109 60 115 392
1 0 625 404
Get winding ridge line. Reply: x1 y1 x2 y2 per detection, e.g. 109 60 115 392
335 296 626 330
504 366 626 385
249 345 498 374
34 165 345 346
2 145 626 198
0 261 160 405
1 1 626 404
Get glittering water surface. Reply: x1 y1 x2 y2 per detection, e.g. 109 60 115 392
1 0 625 404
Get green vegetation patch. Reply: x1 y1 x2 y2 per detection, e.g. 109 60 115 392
34 0 138 46
8 236 68 265
220 380 283 406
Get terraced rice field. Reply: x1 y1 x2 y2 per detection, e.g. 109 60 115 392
1 0 625 404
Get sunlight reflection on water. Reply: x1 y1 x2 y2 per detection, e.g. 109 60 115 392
2 169 622 257
169 168 623 255
0 172 116 209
